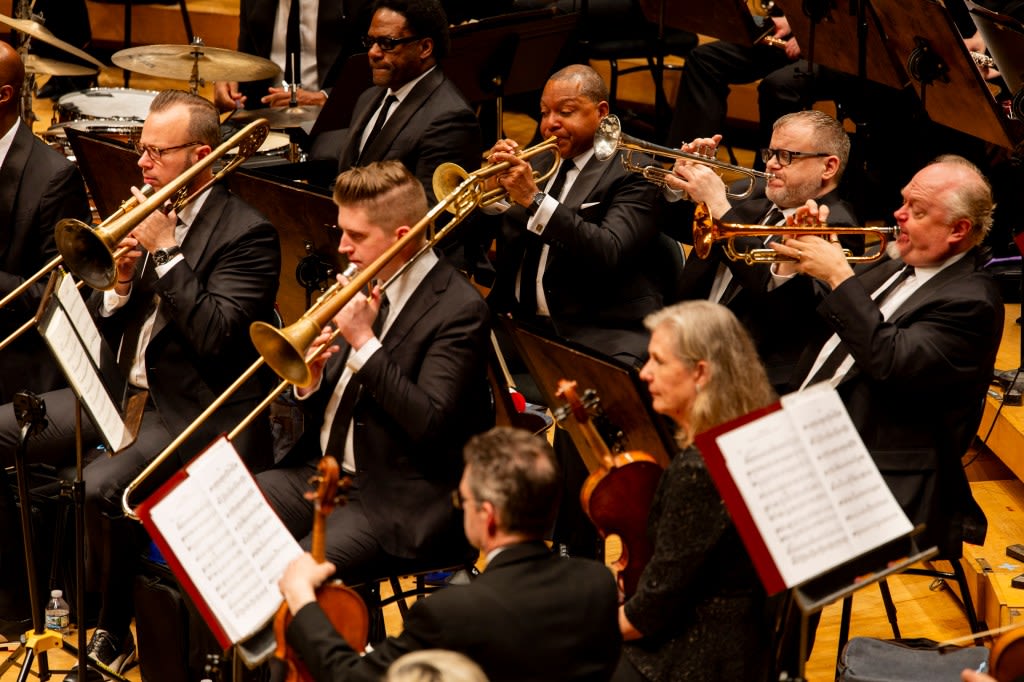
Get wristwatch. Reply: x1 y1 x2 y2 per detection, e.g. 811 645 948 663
526 192 546 216
152 245 181 266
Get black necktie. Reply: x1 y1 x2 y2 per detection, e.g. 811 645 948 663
284 0 301 85
323 293 389 462
806 265 915 386
717 206 783 305
360 94 398 160
518 159 573 314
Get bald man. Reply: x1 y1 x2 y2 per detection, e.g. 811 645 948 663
0 39 91 641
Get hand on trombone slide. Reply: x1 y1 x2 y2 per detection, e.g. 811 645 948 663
296 273 385 396
768 200 853 288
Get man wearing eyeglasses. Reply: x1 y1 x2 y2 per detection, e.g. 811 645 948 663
663 109 858 391
0 89 281 679
332 0 481 200
277 426 621 682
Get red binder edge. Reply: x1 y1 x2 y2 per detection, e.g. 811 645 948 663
135 435 236 651
693 402 789 595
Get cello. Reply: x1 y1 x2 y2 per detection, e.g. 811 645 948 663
555 379 664 598
273 456 369 681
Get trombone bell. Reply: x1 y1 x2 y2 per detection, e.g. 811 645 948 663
249 318 320 388
54 218 119 291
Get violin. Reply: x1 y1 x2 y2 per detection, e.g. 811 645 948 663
273 456 369 682
990 622 1024 681
555 379 664 598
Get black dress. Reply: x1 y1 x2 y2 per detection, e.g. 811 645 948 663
619 446 776 682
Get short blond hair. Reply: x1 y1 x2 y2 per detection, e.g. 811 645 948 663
385 649 489 682
332 160 428 235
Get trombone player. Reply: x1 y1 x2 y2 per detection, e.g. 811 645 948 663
255 160 493 588
0 90 281 679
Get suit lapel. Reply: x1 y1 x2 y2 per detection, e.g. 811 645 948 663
381 258 445 351
358 70 445 164
340 89 386 168
886 251 976 324
560 152 607 209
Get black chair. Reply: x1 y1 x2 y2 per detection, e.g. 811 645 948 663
573 0 696 138
354 551 480 644
91 0 194 87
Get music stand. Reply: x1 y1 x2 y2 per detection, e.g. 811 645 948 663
499 316 674 471
773 0 909 90
442 9 578 141
870 0 1022 148
637 0 769 45
968 0 1024 123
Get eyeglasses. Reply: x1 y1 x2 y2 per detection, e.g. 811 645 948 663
135 141 202 162
760 148 831 167
362 34 421 52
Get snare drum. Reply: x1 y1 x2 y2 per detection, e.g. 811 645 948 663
43 119 143 159
56 87 158 123
227 131 293 162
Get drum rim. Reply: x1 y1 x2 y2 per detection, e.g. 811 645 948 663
56 87 161 122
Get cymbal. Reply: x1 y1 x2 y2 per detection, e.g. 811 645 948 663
229 104 322 128
24 54 98 77
0 14 103 68
112 44 280 83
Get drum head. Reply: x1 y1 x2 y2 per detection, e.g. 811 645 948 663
57 87 159 122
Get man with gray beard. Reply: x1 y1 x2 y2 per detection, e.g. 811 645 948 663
662 109 859 391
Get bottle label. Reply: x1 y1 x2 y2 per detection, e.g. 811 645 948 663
45 609 69 632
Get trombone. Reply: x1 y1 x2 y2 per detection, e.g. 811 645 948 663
57 119 271 291
593 114 775 199
0 121 269 355
121 157 492 520
692 202 900 264
432 136 562 209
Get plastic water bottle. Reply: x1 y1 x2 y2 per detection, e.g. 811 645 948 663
44 589 70 635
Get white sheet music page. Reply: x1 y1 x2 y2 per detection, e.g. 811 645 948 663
146 437 303 643
39 273 130 450
714 384 912 588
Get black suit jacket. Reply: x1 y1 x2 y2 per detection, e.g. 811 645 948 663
336 68 482 200
673 187 858 389
0 121 91 403
237 0 371 100
287 541 622 682
490 149 668 364
791 250 1003 557
282 256 493 559
90 184 281 467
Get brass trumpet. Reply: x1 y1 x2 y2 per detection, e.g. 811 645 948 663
57 119 270 291
692 202 900 264
593 114 775 199
432 136 562 210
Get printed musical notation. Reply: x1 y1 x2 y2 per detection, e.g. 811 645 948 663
713 385 912 588
145 437 303 644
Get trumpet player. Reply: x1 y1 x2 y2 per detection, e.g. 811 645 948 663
0 90 282 679
771 154 1002 567
665 109 857 391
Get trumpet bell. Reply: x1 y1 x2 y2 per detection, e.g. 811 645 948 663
249 319 320 388
432 162 470 214
594 115 621 162
55 218 118 290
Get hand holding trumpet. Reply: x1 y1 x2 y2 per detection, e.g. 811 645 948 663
485 138 542 208
666 135 734 218
769 200 855 288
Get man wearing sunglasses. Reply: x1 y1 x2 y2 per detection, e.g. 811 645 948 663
663 109 858 392
0 89 281 680
334 0 480 201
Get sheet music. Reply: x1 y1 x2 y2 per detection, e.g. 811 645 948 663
146 437 303 643
38 274 130 451
714 384 911 587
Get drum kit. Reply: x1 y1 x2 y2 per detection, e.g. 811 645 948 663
1 10 318 162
